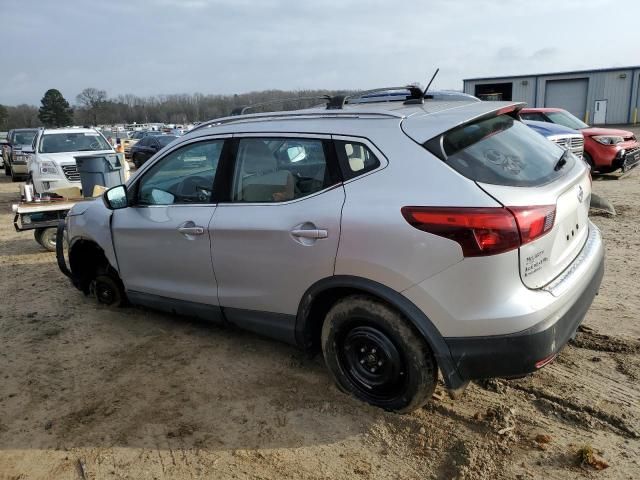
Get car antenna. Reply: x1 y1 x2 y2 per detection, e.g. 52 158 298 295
423 68 440 97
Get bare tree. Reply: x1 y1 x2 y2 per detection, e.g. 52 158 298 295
76 88 107 125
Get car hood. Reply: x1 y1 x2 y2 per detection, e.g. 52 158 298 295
37 150 115 163
582 127 634 138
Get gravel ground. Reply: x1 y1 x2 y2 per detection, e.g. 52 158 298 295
1 130 639 479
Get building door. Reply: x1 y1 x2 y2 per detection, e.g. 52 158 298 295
593 100 607 124
544 78 589 122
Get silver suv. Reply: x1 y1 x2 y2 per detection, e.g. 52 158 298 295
57 88 604 412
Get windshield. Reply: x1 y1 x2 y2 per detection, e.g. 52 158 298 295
14 131 38 145
429 115 574 187
547 111 589 130
39 132 112 153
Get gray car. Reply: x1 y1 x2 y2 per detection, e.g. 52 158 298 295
57 88 604 412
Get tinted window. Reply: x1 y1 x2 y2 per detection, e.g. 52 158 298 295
429 115 574 187
13 130 37 145
137 140 223 205
157 135 177 147
231 138 333 203
546 111 589 130
520 112 547 122
335 141 381 180
40 132 111 153
137 137 149 147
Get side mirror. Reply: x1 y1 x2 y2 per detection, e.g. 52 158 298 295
103 185 128 210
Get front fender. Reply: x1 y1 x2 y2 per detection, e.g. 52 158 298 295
67 199 118 272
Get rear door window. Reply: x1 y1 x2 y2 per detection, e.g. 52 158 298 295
426 114 574 187
230 138 338 203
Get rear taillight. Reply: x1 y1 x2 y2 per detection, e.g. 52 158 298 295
401 205 556 257
508 206 556 245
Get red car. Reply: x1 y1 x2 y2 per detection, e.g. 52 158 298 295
520 108 640 174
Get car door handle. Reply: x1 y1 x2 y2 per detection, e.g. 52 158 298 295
291 228 328 239
178 226 205 235
178 221 205 236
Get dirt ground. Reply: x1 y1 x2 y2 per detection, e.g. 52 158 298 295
1 132 640 479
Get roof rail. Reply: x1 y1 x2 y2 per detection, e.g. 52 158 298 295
186 110 402 135
327 85 425 109
230 95 332 116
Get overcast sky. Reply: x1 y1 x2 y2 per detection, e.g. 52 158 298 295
1 0 638 106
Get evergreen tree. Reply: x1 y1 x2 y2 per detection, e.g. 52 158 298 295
38 89 74 127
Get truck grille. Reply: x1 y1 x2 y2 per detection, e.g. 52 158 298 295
551 136 584 158
61 164 81 182
570 137 584 152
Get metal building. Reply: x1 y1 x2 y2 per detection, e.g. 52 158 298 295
463 66 640 125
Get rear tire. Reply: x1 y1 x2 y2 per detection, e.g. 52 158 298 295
583 152 595 171
132 154 141 169
34 228 44 245
321 295 437 413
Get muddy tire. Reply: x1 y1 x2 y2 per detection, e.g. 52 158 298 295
321 295 437 413
35 227 57 252
91 274 125 307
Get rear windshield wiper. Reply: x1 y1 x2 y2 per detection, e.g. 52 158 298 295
554 150 569 171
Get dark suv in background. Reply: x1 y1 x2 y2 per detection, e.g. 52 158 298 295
3 128 39 181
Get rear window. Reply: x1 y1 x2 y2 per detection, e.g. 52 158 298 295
427 114 574 187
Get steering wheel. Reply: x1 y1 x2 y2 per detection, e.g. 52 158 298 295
176 175 211 202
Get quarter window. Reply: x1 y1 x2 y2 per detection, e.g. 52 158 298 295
231 138 333 203
335 141 381 180
137 140 223 205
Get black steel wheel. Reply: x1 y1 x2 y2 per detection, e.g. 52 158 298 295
91 274 124 307
339 325 408 402
322 295 437 412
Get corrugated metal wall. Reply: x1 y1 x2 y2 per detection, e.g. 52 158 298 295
464 68 640 125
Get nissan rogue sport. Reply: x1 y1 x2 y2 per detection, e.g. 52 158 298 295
57 88 604 412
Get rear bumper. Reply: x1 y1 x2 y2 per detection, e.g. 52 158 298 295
10 163 28 175
444 224 604 380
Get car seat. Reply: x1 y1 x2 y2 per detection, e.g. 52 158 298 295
239 141 294 202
